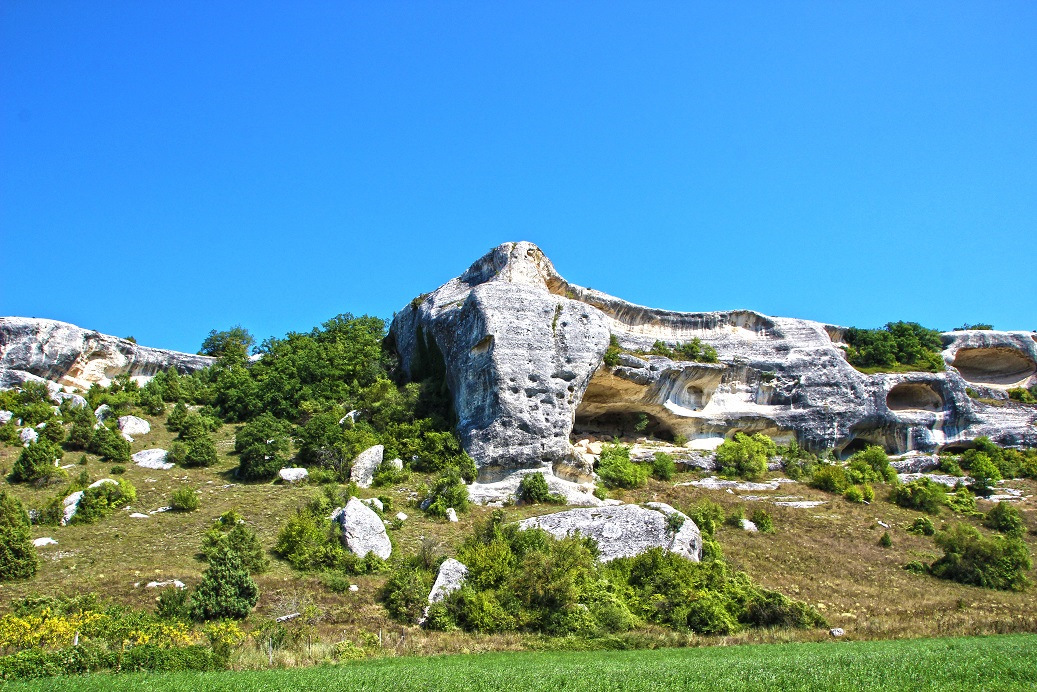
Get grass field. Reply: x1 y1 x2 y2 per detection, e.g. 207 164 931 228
7 634 1036 691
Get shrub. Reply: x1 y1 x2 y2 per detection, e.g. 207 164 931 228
1008 387 1037 404
810 464 849 494
984 502 1025 537
843 321 944 372
715 433 775 481
967 454 1001 495
878 531 893 547
861 483 875 502
72 479 136 524
166 402 189 431
725 505 745 528
844 486 864 503
688 499 725 536
189 549 260 620
890 477 947 514
517 473 563 505
423 469 470 517
846 446 894 484
749 508 773 533
596 443 648 489
10 440 65 485
602 335 622 367
908 516 936 536
109 464 126 475
372 458 409 487
87 425 130 463
275 508 343 571
938 455 964 476
202 521 269 573
947 486 978 515
382 565 434 623
156 586 191 620
0 490 38 581
929 522 1031 591
171 487 200 512
651 452 677 481
235 413 293 480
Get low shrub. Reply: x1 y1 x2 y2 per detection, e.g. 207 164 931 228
715 433 775 481
878 531 893 547
235 413 293 480
423 469 470 517
72 478 136 524
517 473 563 505
171 487 200 512
947 487 979 516
275 508 344 571
749 508 774 533
0 490 38 581
907 516 936 536
687 499 725 537
890 477 947 514
381 565 434 623
651 452 677 481
9 440 65 485
87 425 130 463
929 522 1031 591
984 502 1025 537
844 486 864 503
596 443 648 489
372 458 409 487
810 464 849 494
188 549 260 620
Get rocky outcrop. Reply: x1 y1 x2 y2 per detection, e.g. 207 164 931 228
0 317 214 391
467 468 605 507
518 503 702 562
332 497 392 560
390 242 1037 479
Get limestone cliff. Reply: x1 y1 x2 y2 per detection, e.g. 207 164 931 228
0 317 214 391
390 242 1037 479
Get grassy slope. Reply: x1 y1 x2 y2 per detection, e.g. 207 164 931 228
8 634 1037 691
1 415 1036 663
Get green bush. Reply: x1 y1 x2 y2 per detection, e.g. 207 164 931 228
844 486 864 503
846 446 894 484
235 413 293 480
929 523 1031 591
518 473 563 505
87 425 130 463
1007 387 1037 404
878 531 893 547
275 508 344 571
596 443 648 489
166 402 189 431
843 321 944 372
72 479 136 524
423 469 470 517
188 548 259 621
687 499 725 537
372 458 409 487
907 516 936 536
890 477 947 514
715 433 775 481
382 565 434 623
966 454 1001 495
156 586 190 620
602 335 622 367
651 452 677 481
10 439 65 485
202 521 269 573
0 490 38 581
809 464 849 494
984 502 1025 537
749 508 774 533
171 487 200 512
947 486 978 515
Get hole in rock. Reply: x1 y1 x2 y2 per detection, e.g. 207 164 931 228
573 411 674 441
952 347 1036 386
886 382 944 412
470 335 494 355
839 437 879 458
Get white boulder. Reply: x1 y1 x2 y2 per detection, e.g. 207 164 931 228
133 449 174 470
118 415 151 436
395 512 409 522
429 558 468 605
278 467 309 483
146 580 186 589
349 444 384 488
51 392 88 409
445 508 458 523
0 410 13 424
332 497 392 560
361 497 383 512
94 404 112 423
33 537 58 547
19 428 38 445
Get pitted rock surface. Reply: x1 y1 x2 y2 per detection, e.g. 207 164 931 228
518 503 701 562
389 242 1037 480
332 497 392 560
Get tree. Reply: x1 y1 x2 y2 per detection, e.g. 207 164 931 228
235 413 293 480
189 548 260 620
199 326 255 361
10 439 65 485
0 490 38 581
715 433 775 480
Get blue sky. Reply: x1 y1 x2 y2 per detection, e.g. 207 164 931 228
2 2 1035 353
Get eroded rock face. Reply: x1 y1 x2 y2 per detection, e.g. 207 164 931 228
0 317 214 391
518 503 702 562
332 497 392 560
389 242 1037 477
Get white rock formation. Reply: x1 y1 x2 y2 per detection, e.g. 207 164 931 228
0 317 214 391
278 467 309 483
118 415 151 436
133 449 174 470
361 497 383 512
349 444 384 488
0 410 13 424
467 468 604 507
428 558 468 605
33 537 57 547
332 497 392 560
94 404 112 423
19 428 37 445
51 391 88 408
445 508 459 522
740 519 759 532
518 503 702 562
146 580 186 589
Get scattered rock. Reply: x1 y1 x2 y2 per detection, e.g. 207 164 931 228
740 519 759 532
830 628 845 637
897 473 966 488
150 506 173 514
348 584 359 593
0 410 13 424
349 444 384 488
146 580 186 589
51 392 88 409
395 512 408 522
278 467 309 483
19 428 37 445
332 497 392 560
467 468 603 507
94 404 112 423
518 503 702 562
877 520 890 529
133 449 174 470
276 612 301 622
129 513 149 519
445 508 459 523
774 500 827 508
677 476 795 492
387 457 404 471
121 432 134 443
118 415 151 436
889 454 940 474
33 537 57 547
361 497 384 512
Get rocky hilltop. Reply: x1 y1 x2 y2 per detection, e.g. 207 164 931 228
390 241 1037 480
0 317 214 391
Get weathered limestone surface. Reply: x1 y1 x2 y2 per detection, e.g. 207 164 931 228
118 415 151 437
0 317 214 391
518 503 702 562
390 242 1037 479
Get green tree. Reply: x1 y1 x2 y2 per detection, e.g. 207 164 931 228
0 490 38 581
235 413 294 480
715 433 775 481
199 325 255 361
188 548 260 620
10 439 65 485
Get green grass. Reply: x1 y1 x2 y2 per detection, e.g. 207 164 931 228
7 634 1037 691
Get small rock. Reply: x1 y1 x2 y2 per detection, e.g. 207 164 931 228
740 518 759 532
339 410 361 426
150 506 173 514
146 580 186 589
0 410 13 424
19 428 38 445
276 612 301 622
133 449 173 470
121 433 134 443
118 415 151 436
445 508 459 523
877 520 890 529
129 513 149 518
278 467 309 483
395 512 409 522
51 392 88 409
830 628 845 637
348 584 359 592
33 537 58 547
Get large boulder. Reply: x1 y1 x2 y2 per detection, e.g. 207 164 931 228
349 445 384 488
19 428 37 445
428 558 467 605
332 497 392 560
389 242 1037 480
50 391 88 409
278 467 309 483
132 448 173 470
118 415 151 437
518 503 702 562
0 317 214 391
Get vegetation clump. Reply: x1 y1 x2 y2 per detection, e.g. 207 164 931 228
890 477 947 514
927 523 1032 591
71 478 137 524
517 473 563 505
596 443 648 489
843 321 944 373
715 433 775 481
0 490 38 581
171 487 200 512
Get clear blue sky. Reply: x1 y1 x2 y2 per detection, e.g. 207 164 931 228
2 2 1035 353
